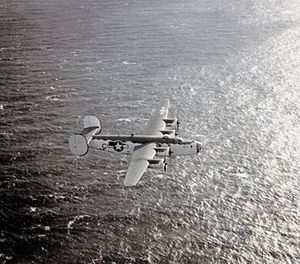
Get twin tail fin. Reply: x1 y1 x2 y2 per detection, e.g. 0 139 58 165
69 116 101 156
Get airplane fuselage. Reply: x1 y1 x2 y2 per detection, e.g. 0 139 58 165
90 134 201 156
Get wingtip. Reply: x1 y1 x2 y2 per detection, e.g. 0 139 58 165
123 181 137 187
123 177 139 187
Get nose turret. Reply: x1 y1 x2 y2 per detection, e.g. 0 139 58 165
196 141 202 153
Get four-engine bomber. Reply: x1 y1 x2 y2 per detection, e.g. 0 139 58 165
69 99 202 186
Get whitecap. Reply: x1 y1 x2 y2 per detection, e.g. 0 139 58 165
45 95 63 102
153 174 165 179
117 118 132 122
30 207 36 212
67 215 90 234
117 170 127 174
122 60 136 65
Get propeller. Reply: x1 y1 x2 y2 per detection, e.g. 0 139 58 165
175 120 180 136
163 157 168 174
163 144 174 174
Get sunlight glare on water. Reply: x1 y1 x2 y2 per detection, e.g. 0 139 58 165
0 0 299 263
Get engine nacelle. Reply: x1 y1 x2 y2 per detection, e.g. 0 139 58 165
154 146 169 156
163 118 177 127
148 158 165 169
160 129 175 136
163 118 179 135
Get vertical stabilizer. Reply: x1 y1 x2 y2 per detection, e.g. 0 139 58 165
69 116 101 156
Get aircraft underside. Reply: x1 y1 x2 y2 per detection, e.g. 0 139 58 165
69 99 202 186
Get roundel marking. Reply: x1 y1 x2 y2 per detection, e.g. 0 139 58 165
113 141 124 152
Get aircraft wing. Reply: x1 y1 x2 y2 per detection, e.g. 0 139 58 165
123 143 156 186
141 99 169 136
124 99 170 186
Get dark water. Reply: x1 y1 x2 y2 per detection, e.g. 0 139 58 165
1 0 300 263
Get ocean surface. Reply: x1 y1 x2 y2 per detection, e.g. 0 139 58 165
1 0 300 263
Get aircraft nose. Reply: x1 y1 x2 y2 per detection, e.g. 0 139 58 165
196 142 202 153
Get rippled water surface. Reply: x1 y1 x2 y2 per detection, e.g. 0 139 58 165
1 0 300 263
